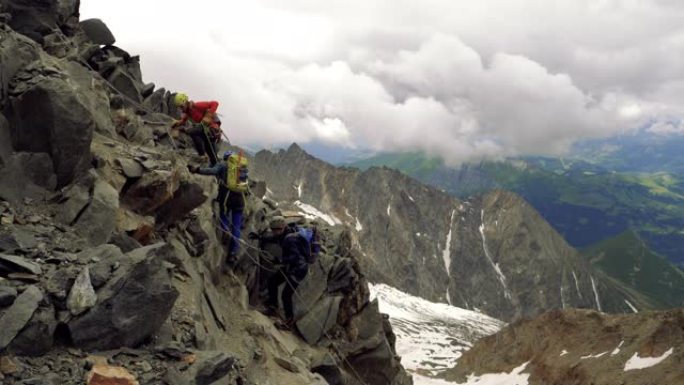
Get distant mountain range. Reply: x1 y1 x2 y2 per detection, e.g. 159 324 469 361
253 144 656 321
347 133 684 271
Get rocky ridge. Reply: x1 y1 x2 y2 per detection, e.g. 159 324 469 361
0 4 411 385
444 308 684 385
253 145 636 321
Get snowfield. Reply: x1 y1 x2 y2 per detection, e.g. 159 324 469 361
369 283 505 385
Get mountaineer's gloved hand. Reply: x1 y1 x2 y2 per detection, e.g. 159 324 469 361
187 165 198 174
247 231 260 240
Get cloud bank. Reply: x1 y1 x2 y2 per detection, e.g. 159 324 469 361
81 0 684 164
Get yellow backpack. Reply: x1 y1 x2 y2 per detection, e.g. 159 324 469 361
226 151 249 193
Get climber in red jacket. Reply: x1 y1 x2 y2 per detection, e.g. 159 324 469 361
171 93 221 166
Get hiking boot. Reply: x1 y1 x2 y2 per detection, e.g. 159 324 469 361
262 307 278 317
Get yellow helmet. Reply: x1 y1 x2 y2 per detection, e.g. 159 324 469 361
174 93 189 107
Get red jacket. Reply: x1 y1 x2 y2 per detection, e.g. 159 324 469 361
179 101 219 128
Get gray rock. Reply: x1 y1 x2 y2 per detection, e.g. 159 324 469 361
142 88 166 113
140 83 155 99
66 267 97 315
55 181 91 226
163 367 189 385
8 68 94 187
154 182 207 227
8 304 56 356
120 170 179 215
45 267 78 302
0 285 42 350
0 229 37 253
0 253 42 275
108 67 141 103
273 356 299 373
0 285 17 307
86 245 125 288
195 352 236 385
0 30 39 106
68 243 179 350
295 295 342 345
108 232 142 253
293 259 328 320
74 177 119 246
79 18 115 45
348 340 402 385
116 158 144 178
1 0 79 42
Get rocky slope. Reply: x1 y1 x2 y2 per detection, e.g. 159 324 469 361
444 308 684 385
253 145 635 321
0 3 411 385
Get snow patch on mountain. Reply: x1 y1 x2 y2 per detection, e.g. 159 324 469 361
624 300 638 313
624 348 674 371
590 275 602 312
457 361 530 385
294 201 341 226
442 210 455 276
479 210 512 300
369 283 504 384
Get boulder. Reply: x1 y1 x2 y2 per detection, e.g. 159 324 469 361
348 340 403 385
0 152 57 202
80 245 125 289
295 295 342 345
293 258 329 320
0 30 40 107
75 178 119 246
0 253 42 275
108 67 141 104
116 209 155 243
79 18 116 46
7 304 56 356
108 232 142 253
0 285 17 307
194 352 236 385
120 169 180 215
8 68 93 187
68 244 179 350
116 158 144 178
143 88 167 113
154 182 207 227
1 0 79 42
140 83 155 99
45 266 78 303
66 267 97 315
0 285 42 350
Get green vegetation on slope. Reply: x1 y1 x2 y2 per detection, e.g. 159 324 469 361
582 230 684 309
350 152 684 269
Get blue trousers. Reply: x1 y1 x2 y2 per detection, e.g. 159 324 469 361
217 186 245 256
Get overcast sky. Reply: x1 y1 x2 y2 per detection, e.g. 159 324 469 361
81 0 684 164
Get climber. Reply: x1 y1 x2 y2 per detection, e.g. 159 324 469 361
172 93 221 166
258 220 320 324
189 151 249 266
247 216 286 303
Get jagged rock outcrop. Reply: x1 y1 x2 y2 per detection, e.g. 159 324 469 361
254 144 632 321
0 5 412 385
444 308 684 385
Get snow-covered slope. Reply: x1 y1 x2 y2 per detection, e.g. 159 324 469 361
369 283 505 384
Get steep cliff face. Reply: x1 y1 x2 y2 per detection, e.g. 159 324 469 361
0 7 411 385
254 144 633 321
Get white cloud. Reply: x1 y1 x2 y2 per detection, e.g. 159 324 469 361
80 0 684 163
